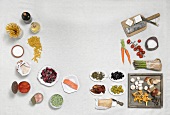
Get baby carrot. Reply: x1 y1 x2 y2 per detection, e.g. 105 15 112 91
121 47 125 64
125 49 131 64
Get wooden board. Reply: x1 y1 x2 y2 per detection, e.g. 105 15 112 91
121 14 147 37
128 73 163 108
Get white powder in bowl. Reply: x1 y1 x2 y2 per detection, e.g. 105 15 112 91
12 46 24 57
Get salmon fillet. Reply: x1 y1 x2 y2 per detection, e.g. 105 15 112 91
63 79 78 90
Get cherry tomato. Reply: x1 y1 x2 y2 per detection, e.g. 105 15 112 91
139 54 143 58
137 45 141 49
18 81 31 93
142 51 145 54
138 39 141 43
131 44 135 48
134 47 137 51
127 39 131 44
139 48 143 52
137 52 140 56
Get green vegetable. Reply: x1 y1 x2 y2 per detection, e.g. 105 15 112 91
50 94 63 107
91 72 105 80
133 60 147 69
111 85 124 94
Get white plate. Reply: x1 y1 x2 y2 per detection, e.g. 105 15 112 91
62 75 80 94
109 83 125 96
90 71 107 82
37 66 59 87
95 98 117 110
109 70 126 82
89 83 106 96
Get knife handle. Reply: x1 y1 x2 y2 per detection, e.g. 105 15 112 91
146 13 160 20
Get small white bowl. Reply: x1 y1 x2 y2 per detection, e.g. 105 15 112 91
90 71 107 82
109 83 125 96
37 66 59 87
49 94 63 109
109 70 126 82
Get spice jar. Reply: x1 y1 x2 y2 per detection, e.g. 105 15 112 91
30 22 40 33
21 12 32 24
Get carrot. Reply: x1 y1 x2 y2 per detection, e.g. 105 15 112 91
125 49 131 64
121 47 124 64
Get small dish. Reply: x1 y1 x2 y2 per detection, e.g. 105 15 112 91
62 75 80 94
95 98 117 110
109 70 126 82
109 83 125 96
49 94 63 109
90 71 107 82
37 66 59 87
11 45 24 58
90 83 106 96
16 60 31 76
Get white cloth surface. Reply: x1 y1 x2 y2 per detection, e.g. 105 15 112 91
0 0 170 115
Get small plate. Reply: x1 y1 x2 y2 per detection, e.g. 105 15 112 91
89 83 106 96
37 66 59 87
109 70 126 82
109 83 125 96
95 98 117 110
90 71 107 82
62 75 80 94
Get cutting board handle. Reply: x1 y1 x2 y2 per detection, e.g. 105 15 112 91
146 13 160 20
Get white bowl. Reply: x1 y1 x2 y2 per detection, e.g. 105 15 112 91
109 70 126 82
90 71 107 82
49 94 63 109
37 66 59 87
89 83 106 96
62 75 80 94
109 83 125 96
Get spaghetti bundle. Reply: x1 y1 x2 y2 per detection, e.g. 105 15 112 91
6 23 22 38
28 36 42 63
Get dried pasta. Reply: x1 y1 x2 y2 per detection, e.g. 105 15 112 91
6 23 22 38
28 36 42 63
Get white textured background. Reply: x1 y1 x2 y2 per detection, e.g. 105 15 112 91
0 0 169 115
